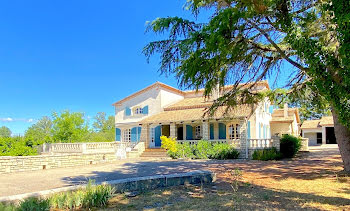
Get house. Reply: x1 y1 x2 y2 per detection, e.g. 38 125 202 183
301 116 336 145
270 104 301 136
113 81 275 149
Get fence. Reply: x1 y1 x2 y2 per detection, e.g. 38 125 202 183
41 142 138 155
176 136 280 159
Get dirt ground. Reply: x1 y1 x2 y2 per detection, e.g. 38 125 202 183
104 145 350 211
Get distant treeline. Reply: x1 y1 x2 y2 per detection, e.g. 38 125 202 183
0 111 115 156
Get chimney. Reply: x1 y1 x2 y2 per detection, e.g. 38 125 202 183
212 83 220 100
284 103 288 118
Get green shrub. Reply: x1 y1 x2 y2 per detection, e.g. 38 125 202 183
176 142 195 159
0 137 38 156
210 143 240 159
252 148 281 161
280 134 302 158
194 140 214 159
50 180 114 209
18 197 50 211
0 203 17 211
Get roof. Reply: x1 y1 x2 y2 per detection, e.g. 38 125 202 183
270 108 301 124
113 80 270 106
183 80 270 95
320 116 334 126
164 97 212 111
300 116 334 129
300 120 321 129
141 103 254 124
112 82 184 106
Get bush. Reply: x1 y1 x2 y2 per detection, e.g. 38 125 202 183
50 180 114 209
18 197 50 211
160 136 177 154
252 148 281 161
280 134 302 158
194 140 214 159
1 180 114 210
0 203 17 211
210 143 240 159
163 139 240 160
0 137 38 156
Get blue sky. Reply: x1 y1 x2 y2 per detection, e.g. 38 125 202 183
0 0 293 135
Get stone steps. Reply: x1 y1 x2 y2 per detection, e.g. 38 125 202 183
140 149 168 158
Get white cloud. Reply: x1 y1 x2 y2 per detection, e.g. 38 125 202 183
0 117 36 123
0 117 13 122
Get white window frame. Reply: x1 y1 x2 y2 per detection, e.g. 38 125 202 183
123 129 131 142
228 124 235 140
235 124 240 139
133 107 143 115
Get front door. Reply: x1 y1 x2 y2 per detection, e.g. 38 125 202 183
155 125 162 147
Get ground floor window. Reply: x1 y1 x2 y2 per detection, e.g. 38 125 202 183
123 129 131 142
228 124 240 139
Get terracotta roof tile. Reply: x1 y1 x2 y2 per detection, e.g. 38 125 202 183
300 120 321 129
320 116 334 126
141 105 253 124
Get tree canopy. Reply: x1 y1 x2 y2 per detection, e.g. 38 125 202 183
0 126 11 138
144 0 350 171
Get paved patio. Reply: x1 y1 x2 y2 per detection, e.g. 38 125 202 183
0 145 342 197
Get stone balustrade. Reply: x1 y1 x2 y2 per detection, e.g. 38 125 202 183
42 142 134 155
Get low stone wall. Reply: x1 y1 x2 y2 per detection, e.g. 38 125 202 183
0 153 118 174
0 170 216 203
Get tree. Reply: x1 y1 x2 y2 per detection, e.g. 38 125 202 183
144 0 350 171
270 88 331 122
51 111 89 143
0 126 11 138
89 112 115 142
24 116 53 145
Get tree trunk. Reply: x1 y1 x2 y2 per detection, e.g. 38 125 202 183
332 109 350 172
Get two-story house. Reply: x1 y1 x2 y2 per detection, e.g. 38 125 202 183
113 81 274 149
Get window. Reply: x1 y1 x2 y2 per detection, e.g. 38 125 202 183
123 129 131 142
195 125 201 139
228 124 240 139
235 124 240 139
228 124 235 139
134 107 143 115
150 127 155 143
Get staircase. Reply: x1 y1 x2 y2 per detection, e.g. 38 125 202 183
140 148 169 159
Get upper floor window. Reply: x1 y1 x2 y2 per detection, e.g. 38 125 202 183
195 125 201 139
134 107 143 115
123 129 131 142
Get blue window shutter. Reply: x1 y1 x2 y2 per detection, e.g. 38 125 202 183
247 121 251 139
210 124 214 140
143 105 149 114
125 107 131 116
186 125 193 140
115 128 121 141
137 127 141 141
219 123 226 139
269 105 274 114
131 127 137 142
155 126 162 147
